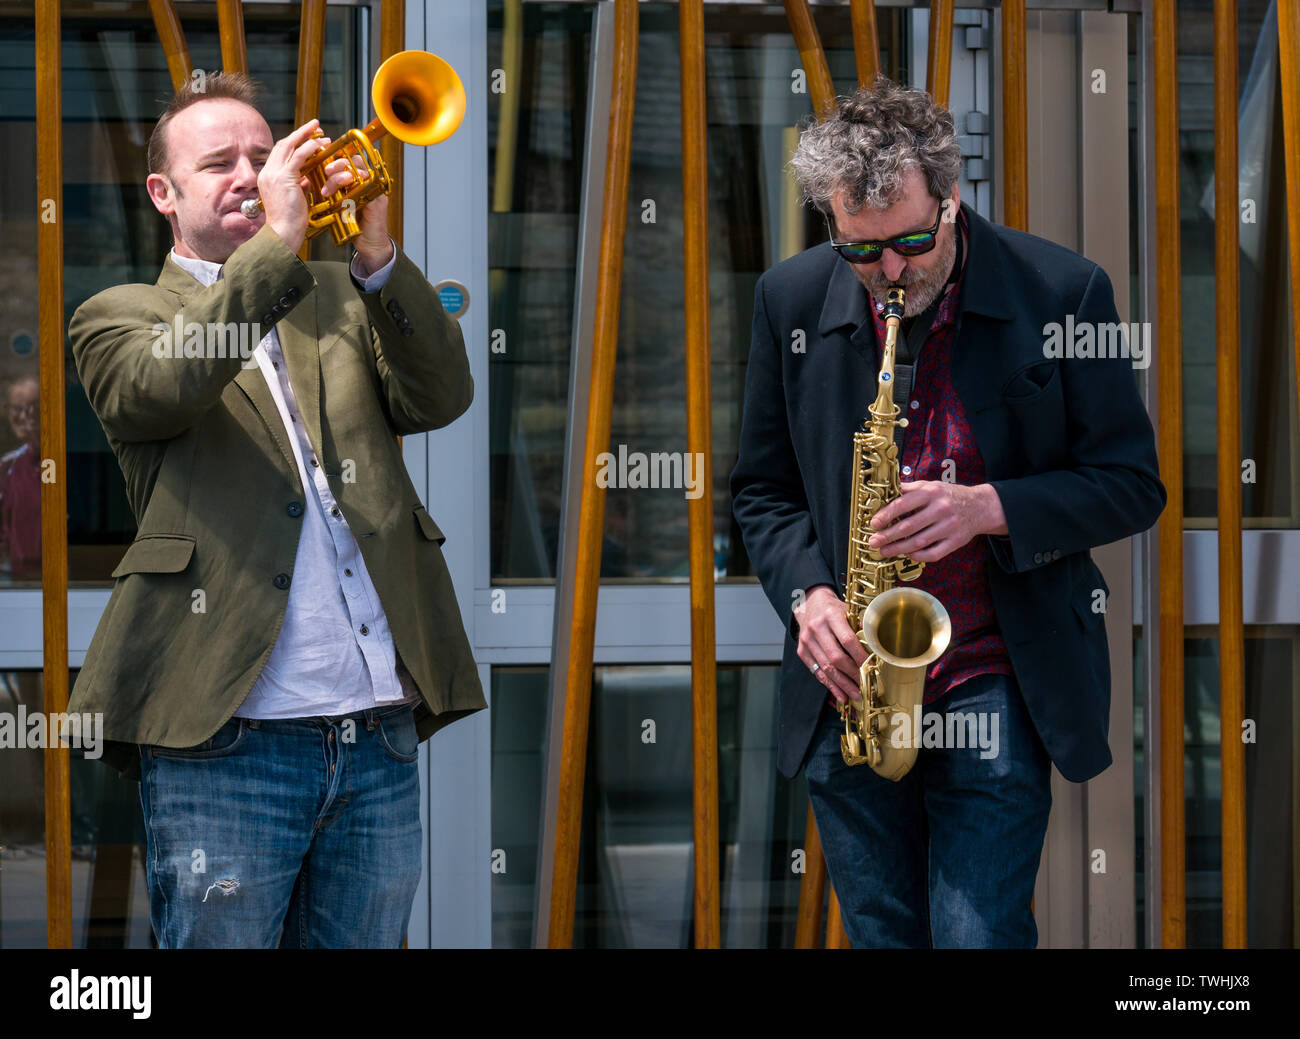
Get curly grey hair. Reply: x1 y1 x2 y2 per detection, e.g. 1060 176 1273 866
788 76 962 217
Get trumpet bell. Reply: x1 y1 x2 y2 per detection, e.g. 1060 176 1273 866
372 49 466 147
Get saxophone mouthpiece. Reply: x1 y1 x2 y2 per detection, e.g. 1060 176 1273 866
883 285 906 323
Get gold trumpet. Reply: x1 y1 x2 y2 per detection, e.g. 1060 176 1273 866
242 49 466 245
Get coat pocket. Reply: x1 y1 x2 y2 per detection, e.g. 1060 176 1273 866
412 505 446 545
110 534 196 577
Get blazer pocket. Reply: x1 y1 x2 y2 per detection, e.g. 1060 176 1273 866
413 505 446 545
1002 359 1060 402
110 534 196 577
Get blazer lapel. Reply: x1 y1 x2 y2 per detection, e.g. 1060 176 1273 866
273 288 323 462
155 256 304 485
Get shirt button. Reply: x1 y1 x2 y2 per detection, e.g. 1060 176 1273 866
331 507 341 518
286 501 303 517
901 465 912 476
311 457 319 467
909 400 919 410
272 360 280 369
344 568 353 577
360 625 370 636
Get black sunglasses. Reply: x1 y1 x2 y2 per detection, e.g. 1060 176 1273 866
827 199 947 264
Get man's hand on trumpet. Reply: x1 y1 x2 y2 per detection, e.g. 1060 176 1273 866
256 118 356 255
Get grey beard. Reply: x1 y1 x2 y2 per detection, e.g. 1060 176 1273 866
863 227 958 317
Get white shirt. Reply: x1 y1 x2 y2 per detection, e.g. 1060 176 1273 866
170 242 419 718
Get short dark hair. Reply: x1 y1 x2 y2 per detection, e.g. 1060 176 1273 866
147 71 265 177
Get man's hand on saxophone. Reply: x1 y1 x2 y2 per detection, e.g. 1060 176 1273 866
793 584 869 705
868 480 1008 562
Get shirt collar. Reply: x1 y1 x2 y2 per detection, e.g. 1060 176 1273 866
168 249 223 287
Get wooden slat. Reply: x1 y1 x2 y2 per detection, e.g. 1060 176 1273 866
294 0 327 263
679 0 720 950
215 0 247 76
1153 0 1185 949
794 805 826 948
825 887 850 948
848 0 879 87
37 0 71 951
147 0 191 91
546 0 638 948
1000 0 1027 231
926 0 954 109
380 0 405 249
1285 2 1300 530
782 0 836 119
1213 0 1246 951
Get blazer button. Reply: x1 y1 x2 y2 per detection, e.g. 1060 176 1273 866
1032 552 1043 565
402 327 415 337
1051 549 1061 561
279 295 292 308
273 572 290 590
287 501 303 518
387 299 401 314
262 313 274 326
287 287 300 301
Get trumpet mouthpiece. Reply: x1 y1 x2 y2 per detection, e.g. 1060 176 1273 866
240 198 263 220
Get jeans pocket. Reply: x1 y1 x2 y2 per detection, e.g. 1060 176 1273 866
148 717 246 760
376 707 419 763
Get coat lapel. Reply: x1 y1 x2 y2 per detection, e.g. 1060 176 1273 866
155 256 305 486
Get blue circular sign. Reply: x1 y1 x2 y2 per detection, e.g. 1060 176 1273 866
435 280 470 319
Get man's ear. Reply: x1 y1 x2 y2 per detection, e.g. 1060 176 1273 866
146 173 177 216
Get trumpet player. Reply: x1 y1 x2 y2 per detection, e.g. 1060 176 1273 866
730 77 1165 948
67 72 483 948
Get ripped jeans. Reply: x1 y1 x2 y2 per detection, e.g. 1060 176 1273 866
138 702 422 949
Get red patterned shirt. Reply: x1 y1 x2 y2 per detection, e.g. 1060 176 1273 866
865 212 1015 704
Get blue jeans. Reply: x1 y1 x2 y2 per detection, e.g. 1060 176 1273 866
138 702 422 948
804 672 1052 948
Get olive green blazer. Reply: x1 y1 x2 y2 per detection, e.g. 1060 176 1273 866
68 225 485 778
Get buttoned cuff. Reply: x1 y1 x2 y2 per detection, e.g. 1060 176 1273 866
351 238 398 292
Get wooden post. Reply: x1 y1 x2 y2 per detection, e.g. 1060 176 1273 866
148 0 192 91
546 0 638 948
926 0 954 109
36 0 71 951
1153 0 1186 949
679 0 720 949
794 806 826 948
1000 0 1027 231
1213 0 1246 951
294 0 327 262
1284 2 1300 479
215 0 247 76
848 0 880 87
782 0 836 119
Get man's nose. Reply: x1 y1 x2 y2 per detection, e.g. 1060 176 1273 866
880 249 907 282
231 156 258 188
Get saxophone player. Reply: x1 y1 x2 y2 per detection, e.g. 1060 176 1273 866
729 78 1165 948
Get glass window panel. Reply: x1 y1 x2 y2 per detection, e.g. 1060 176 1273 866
0 669 150 948
604 3 907 580
1157 1 1300 525
1133 629 1299 948
0 3 361 587
486 2 907 582
490 663 812 948
488 0 593 581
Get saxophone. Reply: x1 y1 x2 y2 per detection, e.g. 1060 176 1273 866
840 285 952 780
